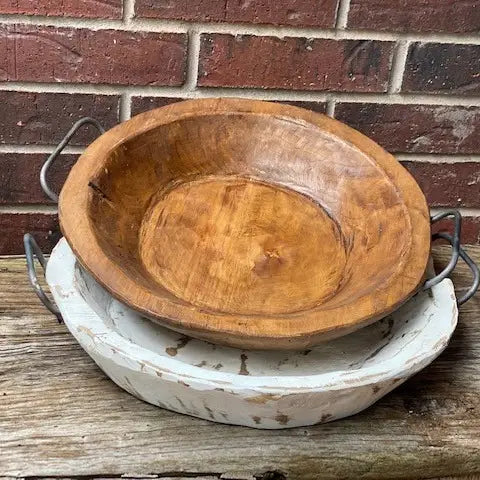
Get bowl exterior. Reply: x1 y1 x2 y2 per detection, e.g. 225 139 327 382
88 352 404 428
46 239 456 429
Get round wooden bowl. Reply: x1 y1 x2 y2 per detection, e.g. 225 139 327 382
59 98 431 350
47 238 456 429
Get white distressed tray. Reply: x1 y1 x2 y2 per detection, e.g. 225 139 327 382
46 238 458 429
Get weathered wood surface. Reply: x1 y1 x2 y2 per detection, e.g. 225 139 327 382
1 245 480 479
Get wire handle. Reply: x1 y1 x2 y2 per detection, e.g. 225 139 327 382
424 210 461 290
432 232 479 305
40 117 105 203
421 210 479 304
23 233 62 322
31 117 103 320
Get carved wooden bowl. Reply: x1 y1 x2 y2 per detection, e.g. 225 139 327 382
47 238 456 429
59 98 431 350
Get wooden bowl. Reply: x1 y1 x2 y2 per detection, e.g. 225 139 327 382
47 238 456 428
59 98 431 350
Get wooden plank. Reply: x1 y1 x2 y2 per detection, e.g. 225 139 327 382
2 476 478 480
15 476 468 480
0 478 223 480
1 246 480 479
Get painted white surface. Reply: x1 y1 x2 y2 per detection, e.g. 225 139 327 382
46 238 458 429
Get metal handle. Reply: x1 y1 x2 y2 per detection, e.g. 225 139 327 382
424 210 461 290
24 233 62 322
40 117 105 203
31 117 103 319
431 232 479 305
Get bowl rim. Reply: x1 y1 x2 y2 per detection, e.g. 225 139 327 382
59 97 431 348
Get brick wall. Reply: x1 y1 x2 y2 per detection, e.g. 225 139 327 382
0 0 479 254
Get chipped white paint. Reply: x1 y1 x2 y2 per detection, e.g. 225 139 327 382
46 238 458 429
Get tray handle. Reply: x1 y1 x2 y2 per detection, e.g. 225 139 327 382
430 232 479 305
40 117 105 202
29 117 103 320
423 209 479 305
24 233 62 322
424 210 461 291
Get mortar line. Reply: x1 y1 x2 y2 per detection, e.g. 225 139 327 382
326 99 336 117
0 144 478 163
396 154 480 163
334 0 351 30
119 91 132 121
122 0 135 25
184 30 201 91
430 207 480 217
388 40 410 94
1 81 480 106
0 144 85 154
2 82 479 106
0 15 479 44
0 82 124 94
0 144 477 163
0 205 58 213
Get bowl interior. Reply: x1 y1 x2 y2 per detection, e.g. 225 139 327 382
85 112 414 318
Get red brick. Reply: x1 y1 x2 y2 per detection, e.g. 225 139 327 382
0 25 186 86
334 103 480 154
347 0 480 34
432 216 480 245
0 153 76 205
198 34 394 92
0 213 60 255
274 100 327 114
130 97 327 116
403 43 480 95
135 0 338 28
402 162 480 208
0 92 119 145
131 97 184 116
0 0 122 19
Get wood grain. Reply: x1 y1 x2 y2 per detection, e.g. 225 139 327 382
59 98 430 349
140 178 347 315
1 245 479 479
